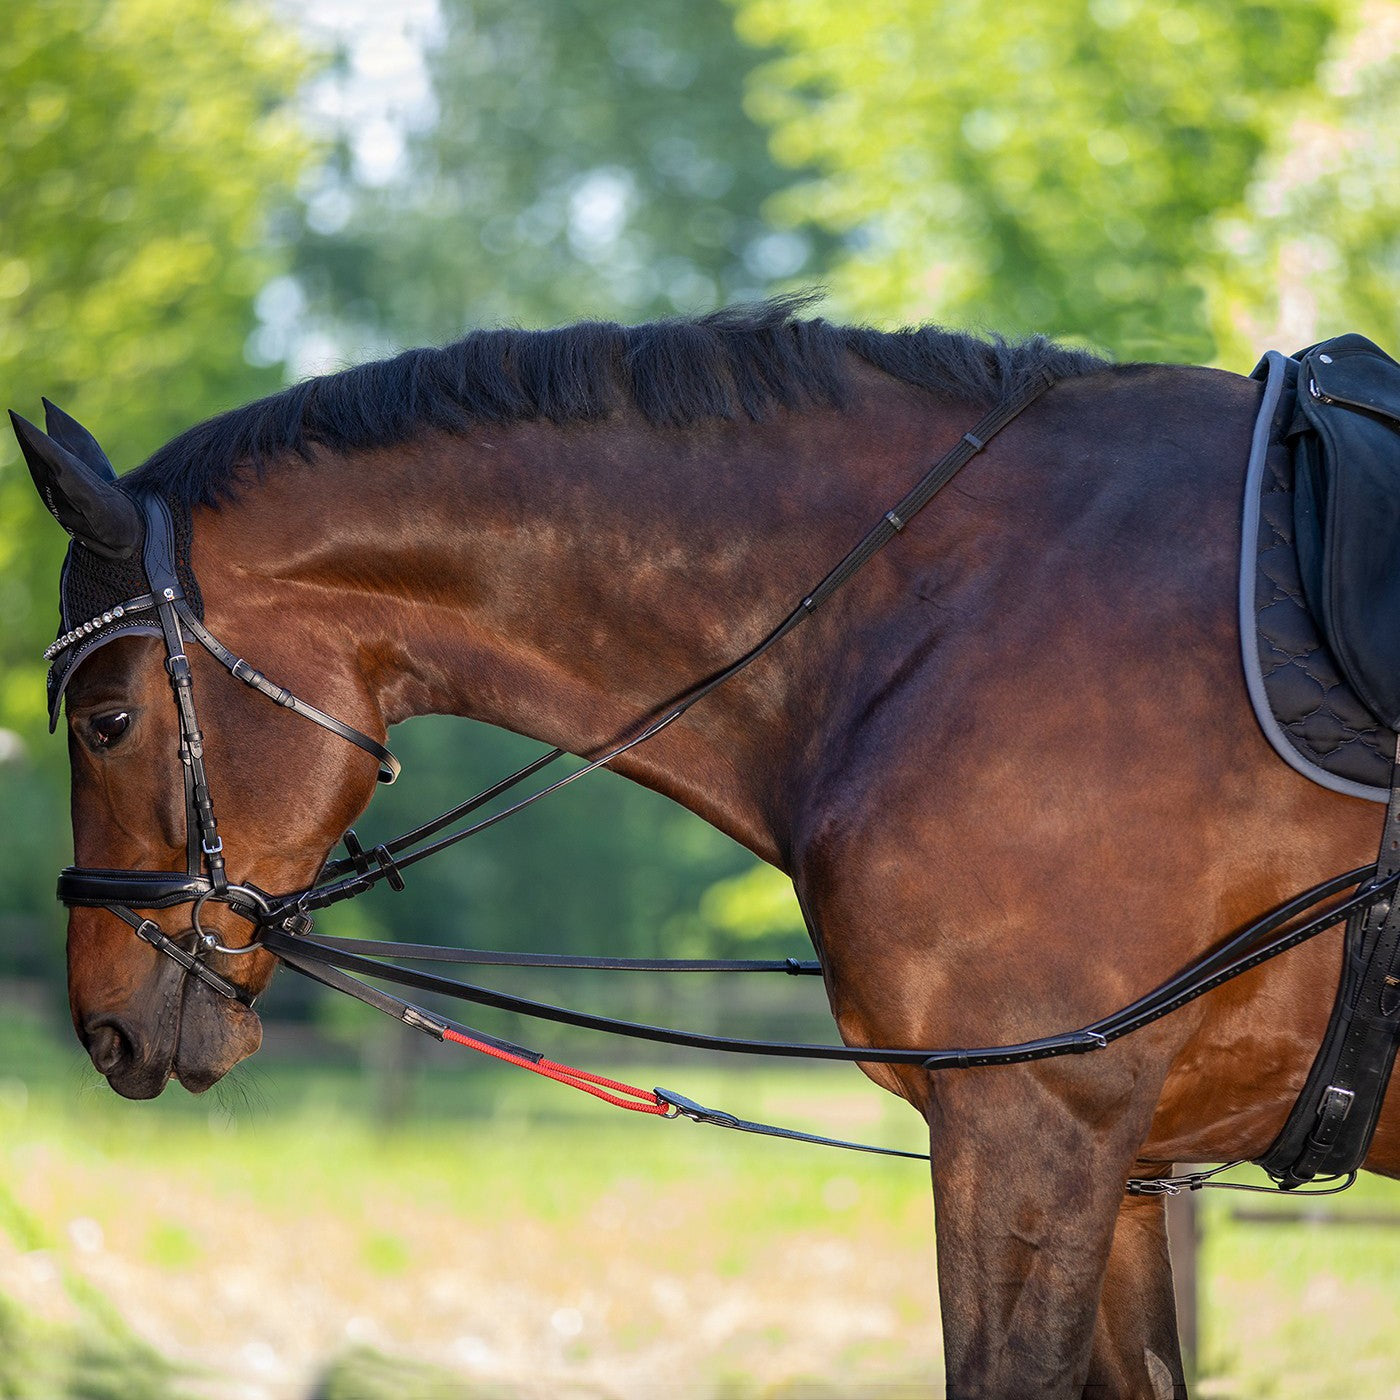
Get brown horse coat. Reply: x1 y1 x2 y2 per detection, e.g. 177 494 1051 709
19 307 1396 1397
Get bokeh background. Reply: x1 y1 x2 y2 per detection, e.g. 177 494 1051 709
2 1 1399 1396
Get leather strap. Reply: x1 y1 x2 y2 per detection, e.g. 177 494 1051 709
176 606 399 784
296 933 821 974
260 864 1384 1069
1258 742 1400 1186
106 906 254 1005
58 868 216 909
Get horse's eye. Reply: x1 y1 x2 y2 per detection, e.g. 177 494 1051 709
90 711 131 746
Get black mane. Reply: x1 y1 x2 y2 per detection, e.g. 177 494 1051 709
129 294 1107 508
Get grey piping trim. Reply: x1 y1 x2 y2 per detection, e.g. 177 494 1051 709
1238 350 1387 804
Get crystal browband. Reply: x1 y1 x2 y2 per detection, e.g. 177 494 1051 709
43 593 155 661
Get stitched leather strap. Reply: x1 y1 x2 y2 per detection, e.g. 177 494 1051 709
1258 743 1400 1186
296 933 822 974
176 605 399 784
58 868 216 909
106 906 254 1005
260 865 1384 1069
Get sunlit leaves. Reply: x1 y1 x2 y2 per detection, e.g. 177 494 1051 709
732 0 1345 361
0 0 313 740
291 0 828 352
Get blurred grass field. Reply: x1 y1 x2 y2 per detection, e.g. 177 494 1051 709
1 996 1398 1399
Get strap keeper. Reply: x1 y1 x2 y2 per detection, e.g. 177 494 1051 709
884 510 905 531
372 843 406 892
341 829 374 876
962 432 985 451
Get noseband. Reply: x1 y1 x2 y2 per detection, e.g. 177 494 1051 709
52 494 399 1004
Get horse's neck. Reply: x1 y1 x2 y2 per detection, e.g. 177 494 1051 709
207 386 952 860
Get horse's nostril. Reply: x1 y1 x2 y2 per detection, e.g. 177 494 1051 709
84 1018 134 1076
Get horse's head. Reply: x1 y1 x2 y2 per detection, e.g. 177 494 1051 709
12 405 393 1097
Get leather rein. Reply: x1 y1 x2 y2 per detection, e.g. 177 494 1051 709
45 371 1384 1190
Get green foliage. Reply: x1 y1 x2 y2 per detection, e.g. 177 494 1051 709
1207 4 1400 361
700 863 806 941
312 1347 499 1400
282 2 821 980
0 1190 193 1400
293 0 828 345
732 0 1346 361
0 0 311 740
0 0 313 968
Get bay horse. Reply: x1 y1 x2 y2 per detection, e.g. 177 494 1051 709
13 298 1397 1398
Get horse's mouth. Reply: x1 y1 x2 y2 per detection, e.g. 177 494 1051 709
94 964 263 1098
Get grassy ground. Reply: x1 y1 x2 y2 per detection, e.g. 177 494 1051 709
1 998 1398 1398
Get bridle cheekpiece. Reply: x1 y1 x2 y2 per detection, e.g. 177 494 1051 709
50 492 400 1004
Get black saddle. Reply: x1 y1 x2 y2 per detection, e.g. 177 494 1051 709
1244 335 1400 801
1244 334 1400 1187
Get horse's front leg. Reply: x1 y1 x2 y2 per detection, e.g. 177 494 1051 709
909 1058 1170 1399
1085 1192 1185 1399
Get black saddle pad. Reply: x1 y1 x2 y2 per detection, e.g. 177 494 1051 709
1243 347 1396 801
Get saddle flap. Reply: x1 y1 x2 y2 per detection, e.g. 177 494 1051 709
1294 334 1400 728
1305 334 1400 425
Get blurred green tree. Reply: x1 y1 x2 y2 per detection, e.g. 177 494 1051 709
291 0 827 347
1208 3 1400 361
731 0 1348 362
279 0 826 984
0 0 312 969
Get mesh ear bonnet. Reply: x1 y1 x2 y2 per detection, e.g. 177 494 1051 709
45 495 203 729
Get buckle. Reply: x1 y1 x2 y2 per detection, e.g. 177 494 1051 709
1320 1085 1356 1119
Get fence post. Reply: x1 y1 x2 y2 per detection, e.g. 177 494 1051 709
1166 1189 1200 1380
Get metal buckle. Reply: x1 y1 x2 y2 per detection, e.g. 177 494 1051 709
1125 1177 1182 1197
1318 1085 1356 1127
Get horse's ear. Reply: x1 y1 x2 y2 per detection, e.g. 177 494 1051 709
8 410 143 560
42 398 117 482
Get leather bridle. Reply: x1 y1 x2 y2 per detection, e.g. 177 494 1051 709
53 493 399 1004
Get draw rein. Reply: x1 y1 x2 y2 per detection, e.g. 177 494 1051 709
47 371 1378 1189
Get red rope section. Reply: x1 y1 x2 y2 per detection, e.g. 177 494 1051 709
441 1026 671 1115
